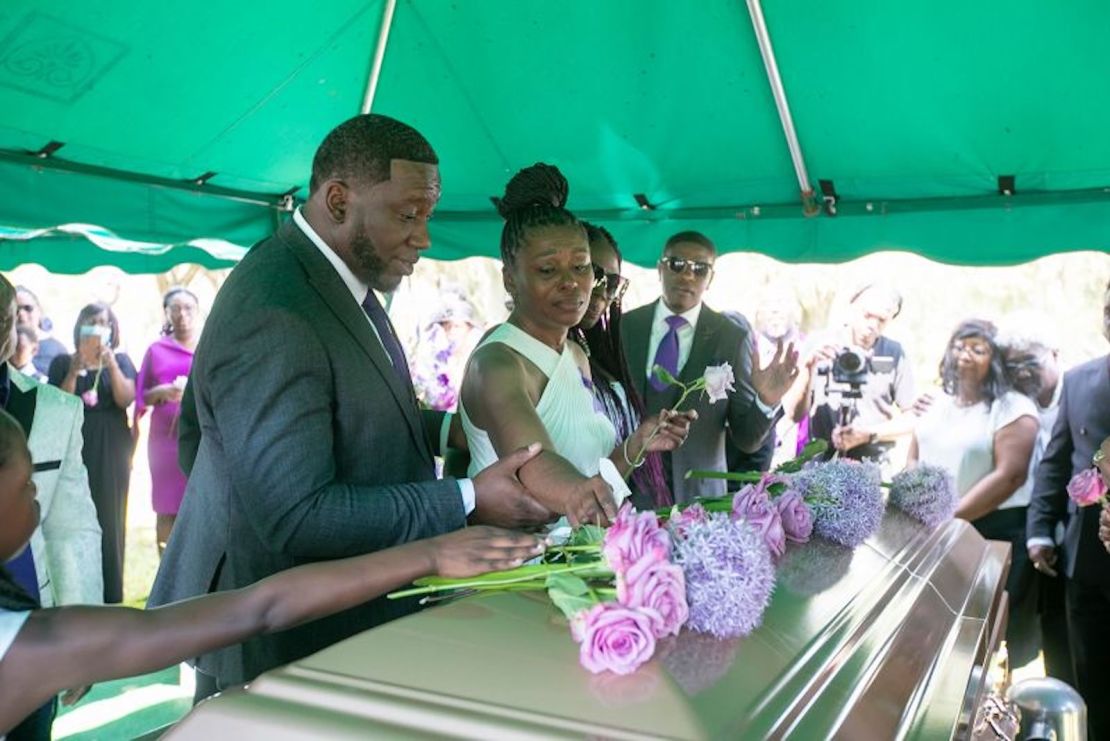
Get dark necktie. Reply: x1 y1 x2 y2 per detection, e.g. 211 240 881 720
650 315 688 391
361 290 411 386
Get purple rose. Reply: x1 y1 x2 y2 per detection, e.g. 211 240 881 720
81 390 99 408
572 602 658 675
668 503 709 540
616 553 688 638
776 492 813 544
603 504 671 575
731 488 786 560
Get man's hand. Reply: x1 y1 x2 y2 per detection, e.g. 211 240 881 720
750 338 799 407
832 424 872 452
1099 506 1110 554
426 526 546 579
471 443 557 528
564 475 619 528
911 392 936 417
1029 544 1059 577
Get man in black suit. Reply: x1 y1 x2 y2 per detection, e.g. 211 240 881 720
621 231 797 502
151 114 551 700
1027 280 1110 740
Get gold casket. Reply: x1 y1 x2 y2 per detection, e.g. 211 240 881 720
167 510 1009 740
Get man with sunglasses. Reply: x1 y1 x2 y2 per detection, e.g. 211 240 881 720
621 231 798 502
1026 280 1110 740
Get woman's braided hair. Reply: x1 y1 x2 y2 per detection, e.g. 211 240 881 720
497 163 584 266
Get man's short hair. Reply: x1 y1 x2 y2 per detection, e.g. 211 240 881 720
848 283 903 319
663 230 716 256
309 114 438 194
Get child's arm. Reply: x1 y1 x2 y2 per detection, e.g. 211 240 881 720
0 526 542 730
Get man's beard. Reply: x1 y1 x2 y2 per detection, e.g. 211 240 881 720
350 229 394 291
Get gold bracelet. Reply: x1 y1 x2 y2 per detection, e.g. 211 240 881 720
622 437 646 469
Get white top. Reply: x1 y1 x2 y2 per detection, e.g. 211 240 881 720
461 323 618 479
0 608 29 663
644 300 703 381
915 390 1038 509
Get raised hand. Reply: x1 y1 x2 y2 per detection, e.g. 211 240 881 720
750 338 800 407
426 526 546 579
564 475 618 528
471 443 558 529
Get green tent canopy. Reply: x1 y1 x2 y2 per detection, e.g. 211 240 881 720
2 0 1109 272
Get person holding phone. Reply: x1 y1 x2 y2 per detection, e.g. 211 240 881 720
48 304 137 604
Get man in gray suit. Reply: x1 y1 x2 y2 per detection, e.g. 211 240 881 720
621 231 798 502
151 114 552 700
1026 280 1110 740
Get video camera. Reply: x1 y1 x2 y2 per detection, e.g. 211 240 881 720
816 347 896 425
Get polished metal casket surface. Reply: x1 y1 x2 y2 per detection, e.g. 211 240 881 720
1008 677 1087 741
167 511 1010 740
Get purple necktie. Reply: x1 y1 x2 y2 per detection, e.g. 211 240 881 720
650 315 688 391
361 291 411 386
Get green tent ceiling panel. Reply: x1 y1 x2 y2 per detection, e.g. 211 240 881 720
1 0 1108 272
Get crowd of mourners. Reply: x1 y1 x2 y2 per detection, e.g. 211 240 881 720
0 113 1108 741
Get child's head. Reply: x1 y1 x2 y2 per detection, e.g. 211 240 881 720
0 409 36 563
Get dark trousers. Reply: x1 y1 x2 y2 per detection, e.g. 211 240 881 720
971 507 1041 667
193 669 224 705
1066 579 1110 741
8 697 56 741
1038 569 1075 685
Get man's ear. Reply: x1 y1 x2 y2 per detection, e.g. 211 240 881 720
324 182 349 223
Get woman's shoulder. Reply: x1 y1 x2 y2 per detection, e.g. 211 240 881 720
991 390 1038 426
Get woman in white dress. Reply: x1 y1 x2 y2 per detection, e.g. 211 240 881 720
907 318 1039 665
459 164 693 527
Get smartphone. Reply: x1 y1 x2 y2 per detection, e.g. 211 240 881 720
78 325 110 364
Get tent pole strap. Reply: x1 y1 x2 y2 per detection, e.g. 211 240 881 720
745 0 818 214
361 0 398 114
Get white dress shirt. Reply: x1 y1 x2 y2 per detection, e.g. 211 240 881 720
292 209 474 514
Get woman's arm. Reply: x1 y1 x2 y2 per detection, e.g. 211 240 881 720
0 527 543 731
102 352 136 408
461 345 615 526
954 415 1038 521
906 434 920 467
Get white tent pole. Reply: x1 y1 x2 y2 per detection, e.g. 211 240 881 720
361 0 398 114
745 0 818 213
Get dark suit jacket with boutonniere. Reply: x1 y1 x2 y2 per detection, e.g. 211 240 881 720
150 220 464 685
621 300 774 502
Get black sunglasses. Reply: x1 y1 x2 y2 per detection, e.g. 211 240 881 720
592 264 629 301
660 256 713 278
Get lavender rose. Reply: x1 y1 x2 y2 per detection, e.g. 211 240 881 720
776 492 813 543
603 503 672 574
572 602 658 675
702 363 736 403
617 553 689 638
731 488 786 560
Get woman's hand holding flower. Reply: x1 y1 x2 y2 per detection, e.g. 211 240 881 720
629 409 697 457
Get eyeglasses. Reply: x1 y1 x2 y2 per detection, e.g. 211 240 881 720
660 256 713 278
592 264 629 301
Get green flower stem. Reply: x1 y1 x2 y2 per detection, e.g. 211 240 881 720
632 380 704 466
388 562 605 600
546 545 601 553
684 469 763 483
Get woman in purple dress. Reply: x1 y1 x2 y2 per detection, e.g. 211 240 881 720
135 288 200 553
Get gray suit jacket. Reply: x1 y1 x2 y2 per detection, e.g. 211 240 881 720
149 221 465 683
1026 355 1110 586
621 300 773 502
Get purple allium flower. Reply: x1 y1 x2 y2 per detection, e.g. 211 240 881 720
672 513 775 638
889 464 958 528
789 460 883 547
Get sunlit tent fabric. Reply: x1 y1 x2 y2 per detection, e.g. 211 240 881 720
1 0 1109 273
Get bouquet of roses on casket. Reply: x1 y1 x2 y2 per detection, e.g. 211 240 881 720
389 363 958 675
